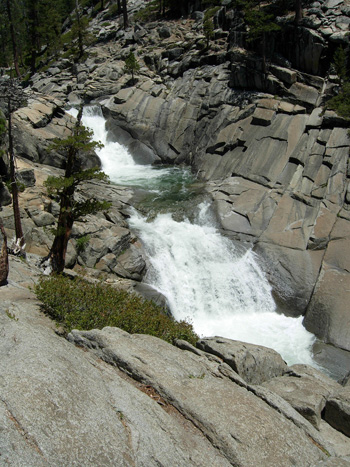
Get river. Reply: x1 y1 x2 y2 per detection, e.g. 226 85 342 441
78 106 319 369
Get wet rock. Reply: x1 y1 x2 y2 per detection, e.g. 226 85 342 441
255 243 324 316
303 240 350 351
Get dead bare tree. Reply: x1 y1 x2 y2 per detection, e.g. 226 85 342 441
0 78 27 255
0 217 9 285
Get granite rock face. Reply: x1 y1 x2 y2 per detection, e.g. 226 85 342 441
68 326 328 466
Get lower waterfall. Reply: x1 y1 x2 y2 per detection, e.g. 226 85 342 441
80 106 317 367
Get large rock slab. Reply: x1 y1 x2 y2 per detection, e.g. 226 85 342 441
262 364 342 428
324 386 350 438
69 327 328 466
196 336 288 385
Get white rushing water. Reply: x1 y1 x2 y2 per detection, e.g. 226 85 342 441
78 106 317 366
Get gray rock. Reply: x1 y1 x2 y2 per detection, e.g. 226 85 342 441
318 419 350 459
158 26 171 38
303 260 350 352
262 364 342 428
0 182 11 206
191 11 204 21
251 107 276 126
69 327 328 466
17 168 36 187
196 336 288 385
133 282 168 308
113 242 146 280
325 387 350 437
255 243 324 316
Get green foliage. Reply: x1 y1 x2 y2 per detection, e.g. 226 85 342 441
5 179 26 193
124 52 140 74
333 46 347 83
44 167 110 220
203 12 214 48
76 234 90 252
124 52 140 83
34 275 199 345
0 113 6 138
327 82 350 119
244 6 280 42
326 47 350 119
48 125 103 155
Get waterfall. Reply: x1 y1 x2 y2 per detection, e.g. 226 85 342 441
129 204 316 366
76 106 317 367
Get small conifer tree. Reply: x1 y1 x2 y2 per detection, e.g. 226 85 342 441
42 108 110 273
124 52 140 84
203 13 214 49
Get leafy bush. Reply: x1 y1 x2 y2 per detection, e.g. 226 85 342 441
35 275 199 345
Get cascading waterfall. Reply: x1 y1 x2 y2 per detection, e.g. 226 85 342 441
77 106 317 367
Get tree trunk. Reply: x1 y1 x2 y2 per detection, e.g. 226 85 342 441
28 0 39 75
6 0 21 77
75 0 84 58
8 97 25 248
262 32 267 75
0 217 9 286
122 0 128 29
45 108 83 273
48 200 74 273
295 0 302 24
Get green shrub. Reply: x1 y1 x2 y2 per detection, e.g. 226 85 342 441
34 275 199 345
76 235 90 253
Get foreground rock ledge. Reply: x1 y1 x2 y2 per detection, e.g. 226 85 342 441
2 256 350 466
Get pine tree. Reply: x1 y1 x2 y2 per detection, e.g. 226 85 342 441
124 52 140 84
5 0 21 76
42 108 110 273
203 12 214 49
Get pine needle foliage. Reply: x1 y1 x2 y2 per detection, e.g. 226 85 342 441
35 275 199 345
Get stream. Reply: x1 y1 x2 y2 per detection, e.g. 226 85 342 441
79 106 320 369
